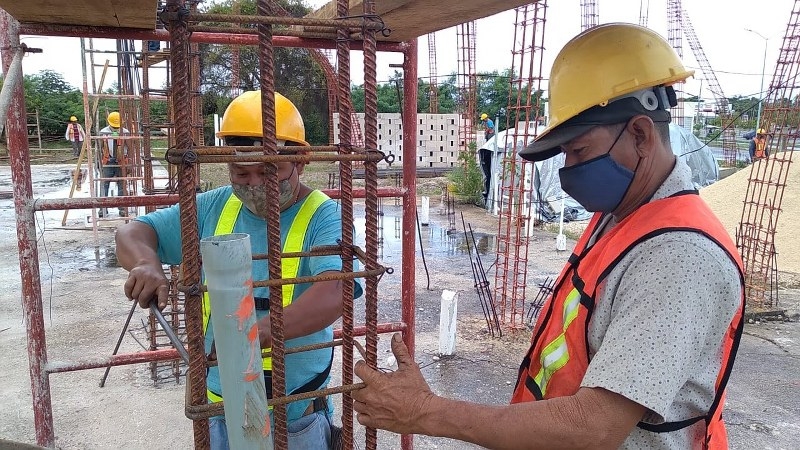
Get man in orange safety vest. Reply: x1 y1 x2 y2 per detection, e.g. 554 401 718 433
350 23 744 450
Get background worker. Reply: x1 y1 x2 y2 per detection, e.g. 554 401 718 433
749 128 769 160
480 112 495 141
351 23 744 449
478 113 496 203
115 91 358 450
64 115 85 157
98 111 129 217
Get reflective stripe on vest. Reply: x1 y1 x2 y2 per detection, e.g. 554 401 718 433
511 192 745 449
203 189 330 403
532 287 581 396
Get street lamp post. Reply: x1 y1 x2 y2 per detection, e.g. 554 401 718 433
745 28 769 130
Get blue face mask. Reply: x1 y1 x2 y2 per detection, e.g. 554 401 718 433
558 126 634 213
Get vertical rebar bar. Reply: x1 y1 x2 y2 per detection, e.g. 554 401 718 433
255 0 288 446
361 0 379 448
335 0 356 447
166 1 209 448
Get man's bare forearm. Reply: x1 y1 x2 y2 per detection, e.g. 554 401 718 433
417 388 643 450
115 221 161 270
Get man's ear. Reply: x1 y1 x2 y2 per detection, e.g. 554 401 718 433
627 115 658 158
295 149 309 175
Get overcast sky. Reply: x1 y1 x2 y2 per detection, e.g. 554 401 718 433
12 0 794 103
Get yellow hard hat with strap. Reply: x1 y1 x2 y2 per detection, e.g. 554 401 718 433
521 23 693 161
217 90 310 146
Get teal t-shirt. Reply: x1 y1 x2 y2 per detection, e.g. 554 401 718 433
137 185 361 420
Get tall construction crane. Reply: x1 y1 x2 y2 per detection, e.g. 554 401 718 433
427 32 439 113
580 0 599 30
681 9 738 165
639 0 649 27
667 0 686 128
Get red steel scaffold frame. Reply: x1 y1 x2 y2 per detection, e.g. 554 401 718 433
1 1 419 448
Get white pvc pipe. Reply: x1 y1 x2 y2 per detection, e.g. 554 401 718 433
200 233 272 450
420 196 430 226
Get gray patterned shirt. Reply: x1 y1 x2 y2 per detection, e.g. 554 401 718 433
581 159 741 449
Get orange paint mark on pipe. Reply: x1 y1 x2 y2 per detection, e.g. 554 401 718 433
263 416 271 437
247 323 258 342
227 277 255 331
243 372 259 382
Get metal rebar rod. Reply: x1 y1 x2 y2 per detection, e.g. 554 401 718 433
99 300 139 387
166 1 209 447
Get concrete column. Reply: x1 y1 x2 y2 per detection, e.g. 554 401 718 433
439 290 458 355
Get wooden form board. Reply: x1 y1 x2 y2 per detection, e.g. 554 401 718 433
307 0 532 42
0 0 158 29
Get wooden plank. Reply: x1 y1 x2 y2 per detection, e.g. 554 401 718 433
0 0 157 29
306 0 531 42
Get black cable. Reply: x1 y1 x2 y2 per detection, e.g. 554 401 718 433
415 207 431 291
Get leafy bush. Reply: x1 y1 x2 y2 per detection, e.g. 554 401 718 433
447 142 484 206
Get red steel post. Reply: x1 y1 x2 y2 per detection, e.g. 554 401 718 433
0 11 55 448
400 37 418 450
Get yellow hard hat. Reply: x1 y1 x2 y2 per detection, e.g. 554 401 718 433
69 116 78 122
217 90 309 146
521 23 694 161
757 128 766 134
480 113 488 120
107 111 121 128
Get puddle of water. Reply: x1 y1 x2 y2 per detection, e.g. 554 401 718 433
353 214 496 260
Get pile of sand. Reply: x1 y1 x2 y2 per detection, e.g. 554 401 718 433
700 153 800 275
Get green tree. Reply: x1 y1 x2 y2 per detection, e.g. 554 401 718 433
19 70 83 136
199 0 329 144
350 73 457 114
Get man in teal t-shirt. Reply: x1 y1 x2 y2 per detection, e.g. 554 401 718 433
115 91 359 449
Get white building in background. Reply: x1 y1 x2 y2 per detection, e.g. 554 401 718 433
333 113 481 169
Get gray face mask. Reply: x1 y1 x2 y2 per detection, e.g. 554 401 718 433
231 177 295 219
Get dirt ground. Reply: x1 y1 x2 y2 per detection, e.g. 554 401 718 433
1 163 799 449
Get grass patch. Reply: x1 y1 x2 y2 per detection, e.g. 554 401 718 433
542 222 583 241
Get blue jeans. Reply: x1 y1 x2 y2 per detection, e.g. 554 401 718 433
210 411 331 450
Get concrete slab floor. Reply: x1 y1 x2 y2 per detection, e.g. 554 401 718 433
0 164 797 449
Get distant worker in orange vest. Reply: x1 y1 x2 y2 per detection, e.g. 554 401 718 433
749 128 769 161
351 23 745 449
64 115 85 157
98 111 129 218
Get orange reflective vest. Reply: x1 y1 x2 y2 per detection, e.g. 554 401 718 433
511 192 744 449
753 137 767 159
101 133 128 166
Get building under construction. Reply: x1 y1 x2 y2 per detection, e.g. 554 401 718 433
1 0 799 448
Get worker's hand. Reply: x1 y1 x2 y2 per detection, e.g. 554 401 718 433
124 262 169 310
207 341 217 362
257 315 273 349
352 333 435 435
